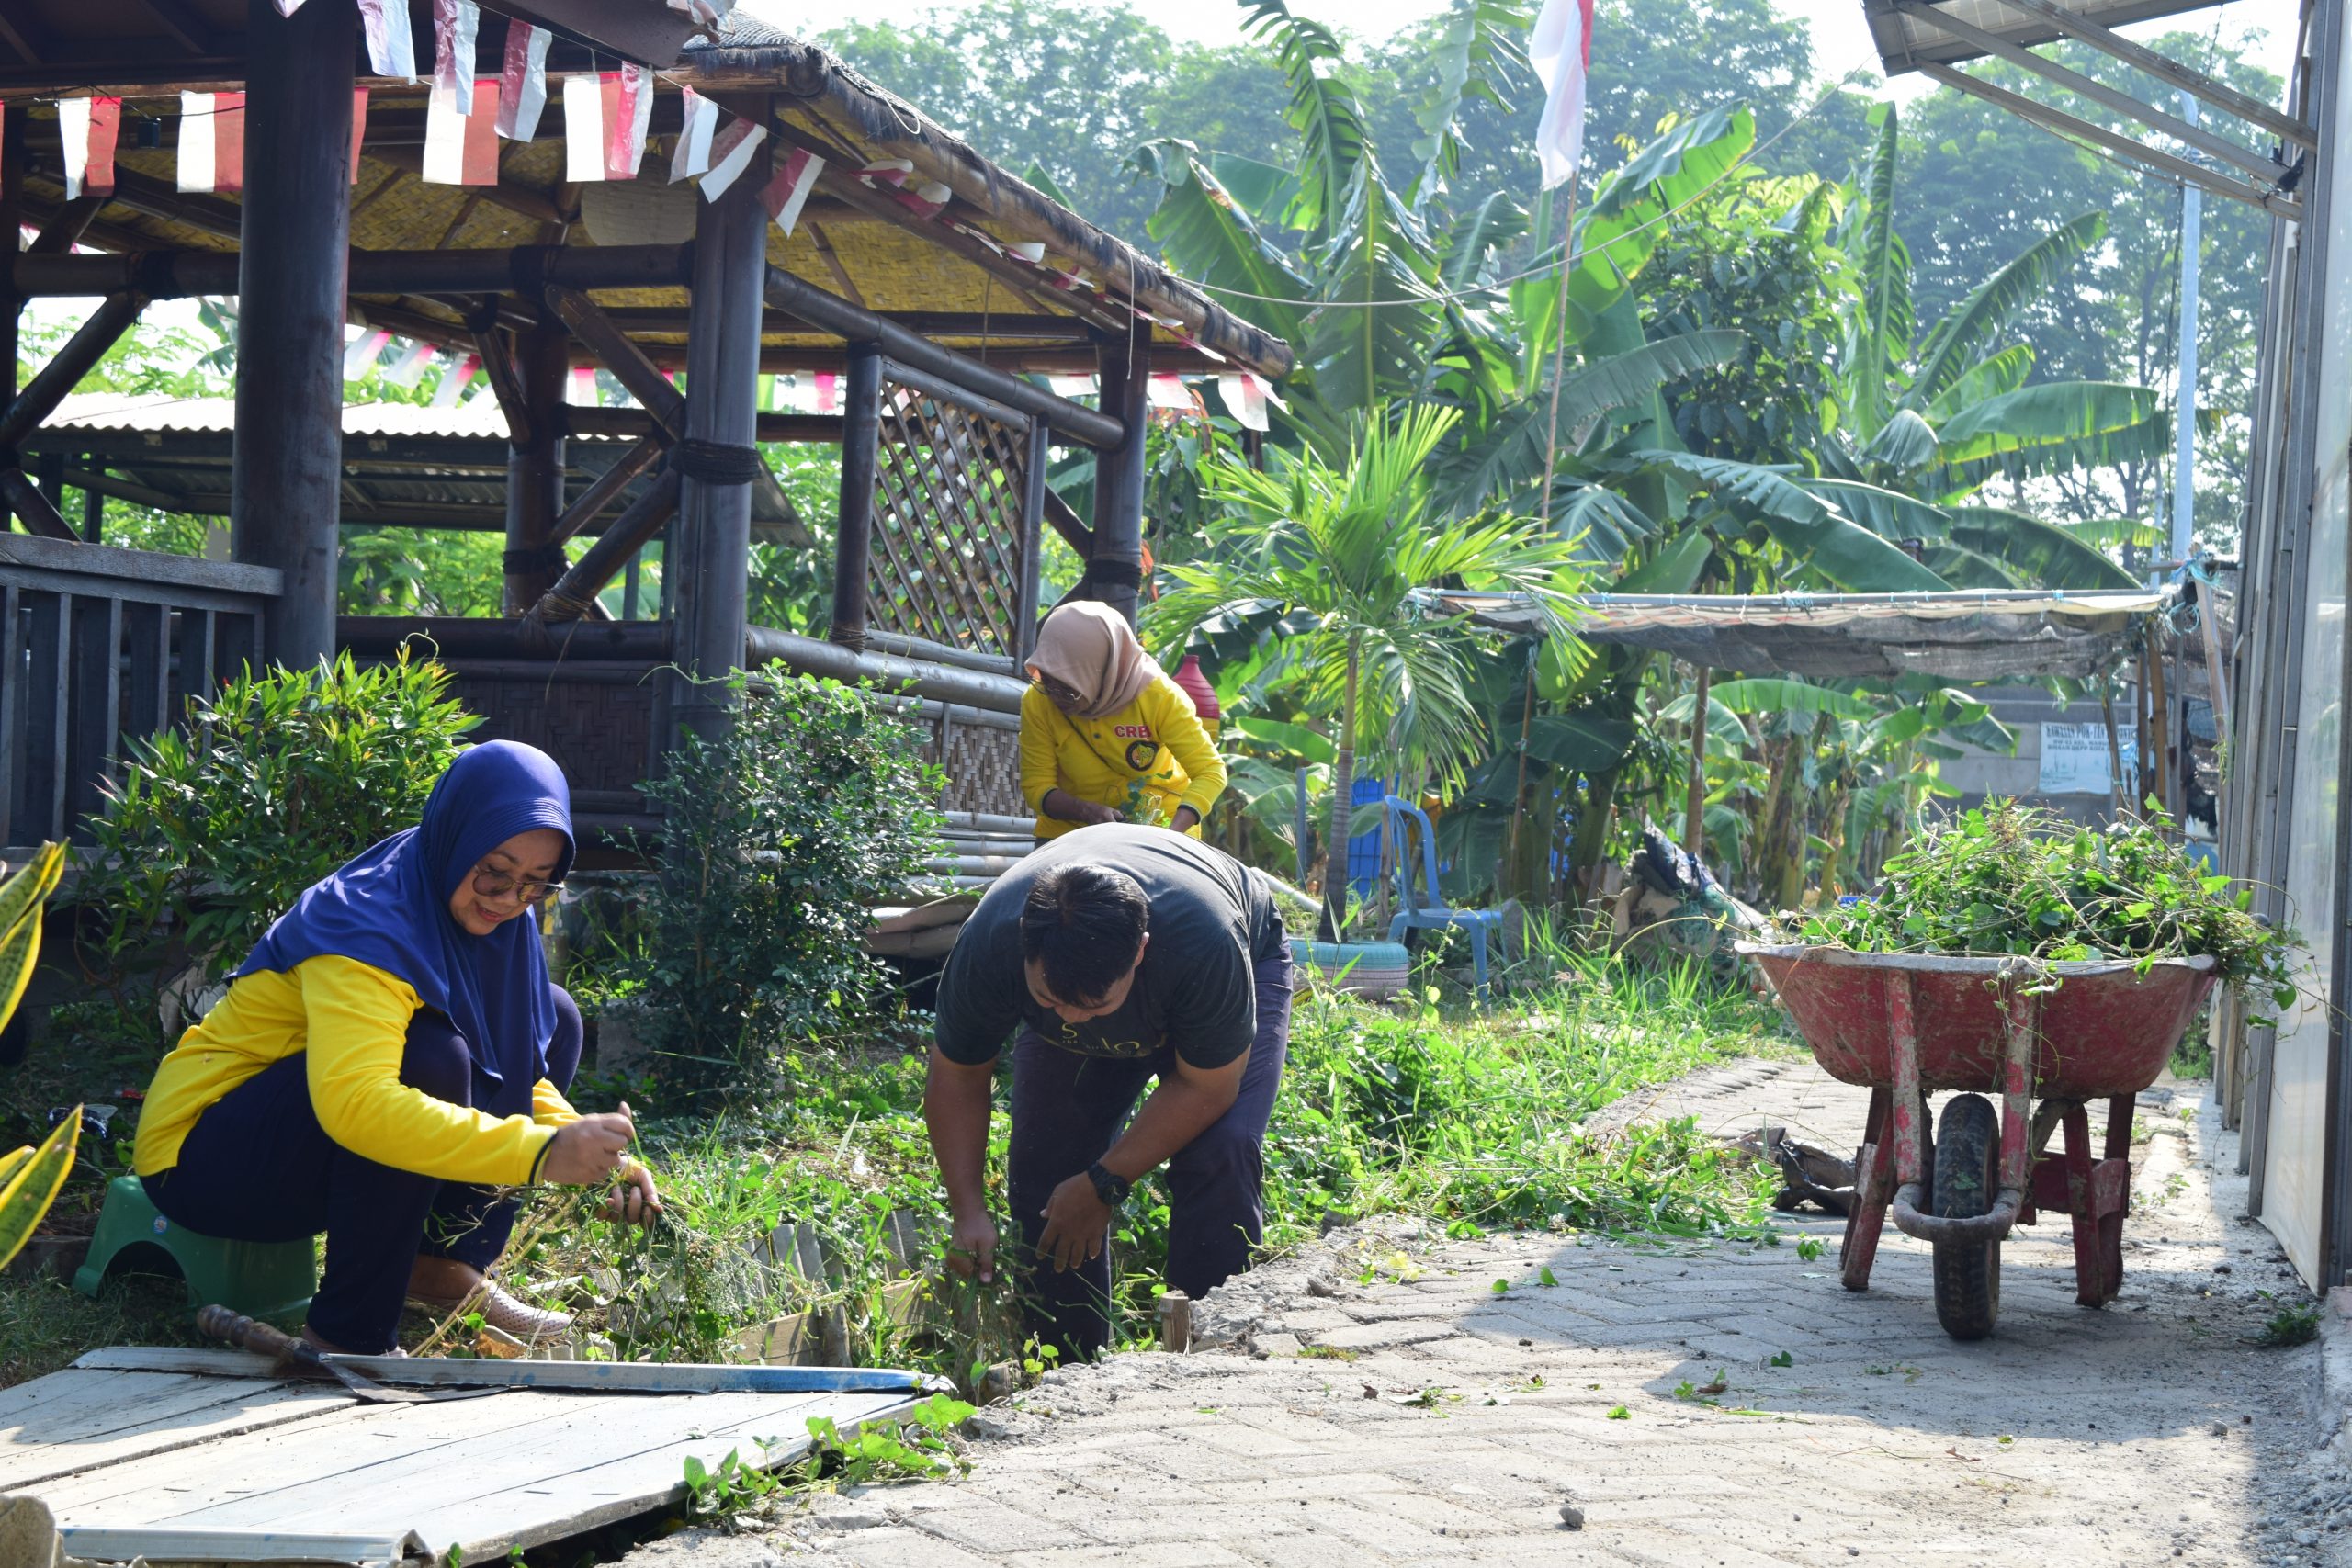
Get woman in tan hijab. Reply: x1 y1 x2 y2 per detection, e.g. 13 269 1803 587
1019 602 1227 841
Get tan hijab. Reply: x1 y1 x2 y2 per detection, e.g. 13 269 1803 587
1027 602 1160 719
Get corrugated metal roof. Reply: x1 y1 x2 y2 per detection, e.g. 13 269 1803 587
43 393 518 440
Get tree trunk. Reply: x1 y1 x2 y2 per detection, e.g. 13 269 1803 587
1683 663 1711 859
1320 639 1362 942
1565 764 1622 916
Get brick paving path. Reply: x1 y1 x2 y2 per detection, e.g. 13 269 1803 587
651 1058 2335 1568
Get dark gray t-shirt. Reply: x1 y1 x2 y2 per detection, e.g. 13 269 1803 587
933 826 1284 1069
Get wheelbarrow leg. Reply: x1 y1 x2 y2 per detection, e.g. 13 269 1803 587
2058 1100 2130 1308
1842 1087 1894 1292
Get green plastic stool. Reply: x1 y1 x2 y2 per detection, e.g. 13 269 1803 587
74 1175 315 1326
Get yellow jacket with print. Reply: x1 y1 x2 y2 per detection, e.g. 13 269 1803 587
1020 672 1227 841
132 954 581 1187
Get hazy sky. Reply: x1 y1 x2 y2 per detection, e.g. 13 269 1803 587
746 0 2294 107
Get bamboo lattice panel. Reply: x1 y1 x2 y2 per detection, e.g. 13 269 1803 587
933 721 1024 818
868 384 1028 658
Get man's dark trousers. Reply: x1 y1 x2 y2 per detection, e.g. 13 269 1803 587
1006 942 1292 1361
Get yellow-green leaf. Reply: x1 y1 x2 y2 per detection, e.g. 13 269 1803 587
0 1145 31 1192
0 1108 79 1273
0 907 47 1039
0 842 65 947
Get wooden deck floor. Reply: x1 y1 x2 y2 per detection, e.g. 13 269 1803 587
0 1348 922 1564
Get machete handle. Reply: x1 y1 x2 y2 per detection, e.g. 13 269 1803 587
197 1304 305 1364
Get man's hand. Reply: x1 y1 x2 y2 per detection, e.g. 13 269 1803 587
1036 1173 1114 1271
1169 806 1201 833
544 1108 636 1184
944 1209 1000 1283
601 1158 662 1227
1044 788 1120 827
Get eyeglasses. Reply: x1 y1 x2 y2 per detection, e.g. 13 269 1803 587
470 866 564 907
1036 675 1083 706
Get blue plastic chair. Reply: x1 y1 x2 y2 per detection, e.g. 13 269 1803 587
1383 795 1503 998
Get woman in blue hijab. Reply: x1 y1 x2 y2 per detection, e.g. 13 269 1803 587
133 741 657 1356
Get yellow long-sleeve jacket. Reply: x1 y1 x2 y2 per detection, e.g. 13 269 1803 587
133 954 581 1188
1020 672 1227 841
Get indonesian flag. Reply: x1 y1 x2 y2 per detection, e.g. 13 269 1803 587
496 21 550 141
761 147 824 234
386 340 437 389
424 78 501 185
176 91 246 195
433 0 481 116
351 87 370 182
1216 373 1269 433
671 87 718 182
58 98 121 201
433 353 480 408
607 65 653 179
1530 0 1594 189
358 0 418 80
343 327 392 379
699 116 766 200
570 366 600 406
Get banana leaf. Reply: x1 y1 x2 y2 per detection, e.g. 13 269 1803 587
1943 505 2141 591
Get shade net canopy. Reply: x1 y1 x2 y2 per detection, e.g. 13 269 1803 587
1860 0 2239 73
1424 589 2165 682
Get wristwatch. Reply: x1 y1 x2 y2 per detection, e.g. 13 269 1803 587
1086 1161 1133 1207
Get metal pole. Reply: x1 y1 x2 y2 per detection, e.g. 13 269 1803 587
2169 92 2203 584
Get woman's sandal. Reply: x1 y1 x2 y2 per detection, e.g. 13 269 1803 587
407 1280 573 1341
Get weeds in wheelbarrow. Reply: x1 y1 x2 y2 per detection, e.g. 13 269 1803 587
1787 802 2297 1021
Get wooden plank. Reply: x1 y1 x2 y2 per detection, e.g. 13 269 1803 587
0 1373 352 1493
22 591 66 841
0 583 20 848
58 1527 425 1568
74 1346 934 1395
0 532 283 598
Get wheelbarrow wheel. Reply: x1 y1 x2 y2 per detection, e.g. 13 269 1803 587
1931 1093 2001 1342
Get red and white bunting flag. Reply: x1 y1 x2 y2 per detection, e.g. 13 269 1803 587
275 0 310 14
1147 374 1200 416
671 86 718 182
176 91 246 195
58 98 121 201
496 21 550 140
424 78 502 185
1008 241 1046 265
432 353 480 407
358 0 418 79
700 116 765 200
605 65 653 179
344 327 393 379
562 75 605 182
1047 373 1097 400
813 371 838 414
433 0 481 116
351 87 371 182
1529 0 1594 189
1216 373 1269 432
570 366 600 406
386 340 437 389
760 147 824 235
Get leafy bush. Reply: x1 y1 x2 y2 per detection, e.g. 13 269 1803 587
1790 800 2296 1017
75 653 480 1042
628 671 946 1111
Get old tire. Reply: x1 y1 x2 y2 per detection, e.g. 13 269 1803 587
1930 1093 2001 1342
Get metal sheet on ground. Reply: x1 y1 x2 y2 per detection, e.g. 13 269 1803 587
2 1354 920 1563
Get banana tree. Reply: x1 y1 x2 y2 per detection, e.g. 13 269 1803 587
1150 404 1584 936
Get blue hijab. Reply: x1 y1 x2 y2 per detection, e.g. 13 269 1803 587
238 741 576 1094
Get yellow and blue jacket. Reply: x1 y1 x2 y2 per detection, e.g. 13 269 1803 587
1019 672 1227 841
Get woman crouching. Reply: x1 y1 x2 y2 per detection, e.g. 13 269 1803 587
131 740 657 1355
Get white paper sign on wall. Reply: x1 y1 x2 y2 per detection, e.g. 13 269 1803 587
2038 721 2114 795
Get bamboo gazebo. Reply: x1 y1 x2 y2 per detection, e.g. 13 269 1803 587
0 0 1293 848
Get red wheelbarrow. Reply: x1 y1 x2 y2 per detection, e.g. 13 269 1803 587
1736 943 2217 1340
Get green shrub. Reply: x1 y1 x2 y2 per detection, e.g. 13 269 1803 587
74 652 480 1043
628 671 946 1111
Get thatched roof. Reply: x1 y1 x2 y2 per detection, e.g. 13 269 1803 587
0 6 1293 378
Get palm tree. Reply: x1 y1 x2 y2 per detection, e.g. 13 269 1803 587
1150 404 1583 937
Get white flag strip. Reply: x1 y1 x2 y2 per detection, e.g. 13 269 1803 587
176 91 245 195
58 98 121 200
1529 0 1594 190
760 147 824 234
563 74 605 182
433 0 480 115
671 88 718 182
432 353 479 408
699 116 766 200
1008 241 1046 265
274 0 309 13
495 21 549 140
343 328 392 379
571 366 600 406
1216 373 1269 432
358 0 418 80
386 341 436 389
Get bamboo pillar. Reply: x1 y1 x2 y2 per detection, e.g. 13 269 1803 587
830 344 884 649
672 178 766 741
0 109 22 534
503 323 569 615
1089 325 1149 627
231 0 356 670
2149 636 2174 822
1685 663 1711 856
